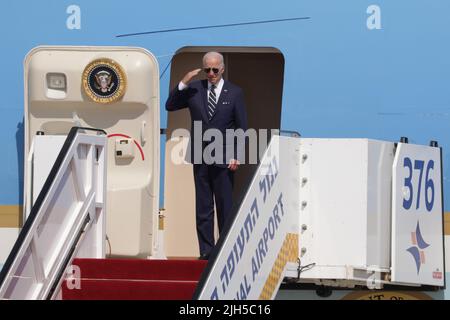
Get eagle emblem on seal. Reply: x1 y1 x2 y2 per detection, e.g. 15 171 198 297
82 58 127 104
94 70 115 93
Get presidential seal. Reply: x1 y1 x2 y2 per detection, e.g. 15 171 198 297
82 58 127 104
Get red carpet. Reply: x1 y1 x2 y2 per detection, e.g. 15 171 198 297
62 258 207 300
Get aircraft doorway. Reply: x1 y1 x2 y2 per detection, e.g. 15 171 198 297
164 46 284 257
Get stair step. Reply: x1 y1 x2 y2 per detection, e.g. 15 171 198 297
62 279 198 300
61 258 207 300
70 258 207 281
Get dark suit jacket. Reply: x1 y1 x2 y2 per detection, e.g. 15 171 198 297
166 79 248 167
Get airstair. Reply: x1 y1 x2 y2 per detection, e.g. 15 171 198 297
0 131 445 300
194 135 445 299
0 46 445 300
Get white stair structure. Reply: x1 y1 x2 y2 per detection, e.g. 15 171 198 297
195 135 445 300
0 127 107 300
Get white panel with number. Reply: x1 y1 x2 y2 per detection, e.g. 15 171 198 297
392 143 444 286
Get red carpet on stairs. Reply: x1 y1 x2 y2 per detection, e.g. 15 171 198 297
62 258 207 300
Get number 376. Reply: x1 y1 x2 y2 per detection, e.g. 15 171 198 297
403 157 434 211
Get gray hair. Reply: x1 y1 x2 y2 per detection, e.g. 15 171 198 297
203 51 224 68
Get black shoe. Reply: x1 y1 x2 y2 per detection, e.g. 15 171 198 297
198 253 210 260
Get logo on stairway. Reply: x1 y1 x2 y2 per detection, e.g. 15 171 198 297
407 221 430 274
82 58 127 104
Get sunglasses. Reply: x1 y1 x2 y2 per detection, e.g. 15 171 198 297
203 67 220 74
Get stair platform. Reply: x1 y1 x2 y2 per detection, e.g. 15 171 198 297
62 258 207 300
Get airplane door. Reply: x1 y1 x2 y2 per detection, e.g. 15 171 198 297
24 46 160 258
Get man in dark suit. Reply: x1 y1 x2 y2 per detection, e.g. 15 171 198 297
166 52 248 260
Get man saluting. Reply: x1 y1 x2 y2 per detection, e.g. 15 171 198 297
166 52 248 260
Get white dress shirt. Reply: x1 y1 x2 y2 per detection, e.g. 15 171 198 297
178 78 224 103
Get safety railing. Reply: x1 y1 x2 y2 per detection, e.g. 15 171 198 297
0 127 107 300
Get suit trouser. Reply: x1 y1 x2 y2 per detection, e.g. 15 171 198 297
193 164 234 256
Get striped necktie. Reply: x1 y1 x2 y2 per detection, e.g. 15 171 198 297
208 84 217 120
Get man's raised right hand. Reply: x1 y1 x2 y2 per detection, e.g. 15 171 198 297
181 68 202 85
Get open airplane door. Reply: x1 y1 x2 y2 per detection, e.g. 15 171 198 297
24 46 160 258
391 142 445 286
